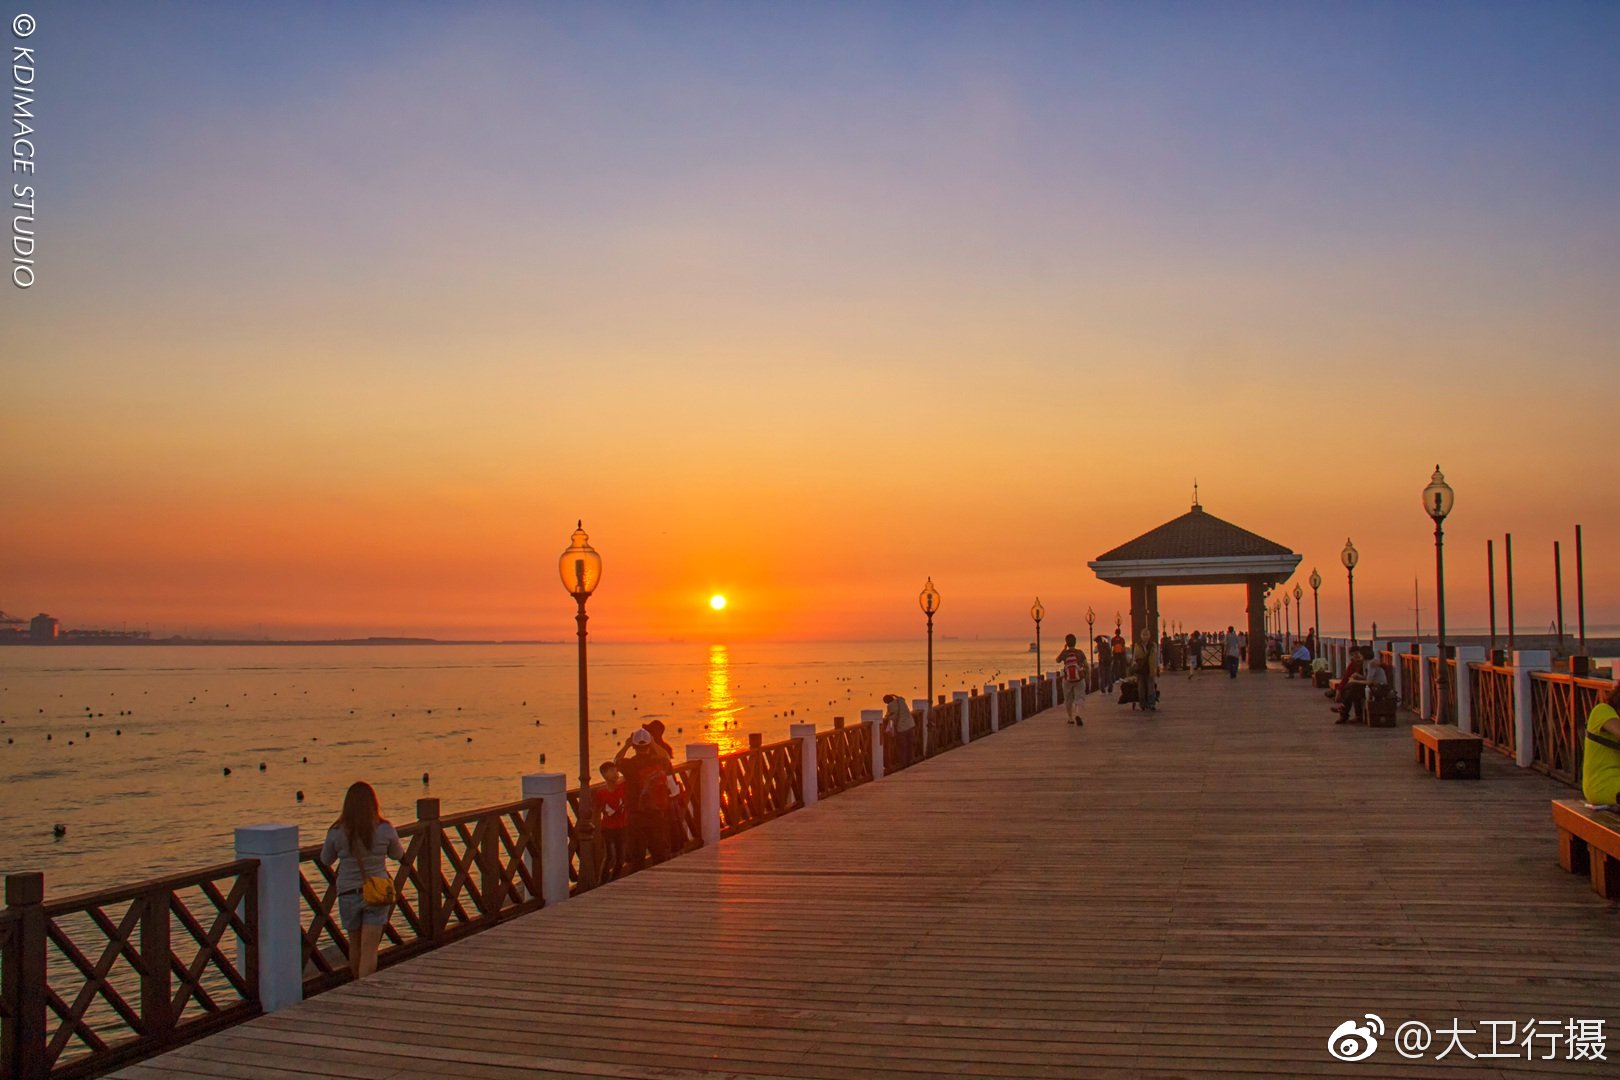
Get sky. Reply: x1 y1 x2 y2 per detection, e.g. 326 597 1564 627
3 1 1617 643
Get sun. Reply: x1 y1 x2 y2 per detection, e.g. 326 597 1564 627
709 594 727 611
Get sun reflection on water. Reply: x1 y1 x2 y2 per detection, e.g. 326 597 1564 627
704 644 748 754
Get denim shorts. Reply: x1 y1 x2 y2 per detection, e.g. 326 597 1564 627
338 892 392 930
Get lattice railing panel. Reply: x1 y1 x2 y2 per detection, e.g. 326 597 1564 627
31 861 258 1076
1470 664 1516 756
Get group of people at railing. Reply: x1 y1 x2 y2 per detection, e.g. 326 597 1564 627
600 719 685 877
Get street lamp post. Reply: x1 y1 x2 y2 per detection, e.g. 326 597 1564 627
1086 606 1096 677
1341 538 1360 645
558 521 603 891
1031 598 1044 681
1282 593 1292 650
1423 466 1455 722
1309 568 1322 656
920 577 940 705
1293 583 1303 645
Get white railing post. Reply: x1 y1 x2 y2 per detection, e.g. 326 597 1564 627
1454 646 1485 734
234 823 301 1013
790 723 818 807
1419 644 1438 719
1512 650 1552 769
683 743 722 845
522 772 570 905
985 683 999 732
860 709 884 779
953 691 970 744
1390 642 1408 702
1012 680 1024 723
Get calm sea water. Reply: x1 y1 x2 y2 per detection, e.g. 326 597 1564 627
0 640 1034 895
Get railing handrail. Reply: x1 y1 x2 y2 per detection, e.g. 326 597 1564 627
37 857 261 918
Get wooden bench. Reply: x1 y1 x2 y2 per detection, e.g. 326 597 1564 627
1412 724 1482 779
1552 799 1620 899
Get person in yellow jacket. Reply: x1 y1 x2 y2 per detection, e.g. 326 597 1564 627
1583 682 1620 806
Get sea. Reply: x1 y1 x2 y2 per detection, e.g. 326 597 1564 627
0 640 1035 897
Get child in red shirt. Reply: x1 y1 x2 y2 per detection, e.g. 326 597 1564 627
596 761 628 880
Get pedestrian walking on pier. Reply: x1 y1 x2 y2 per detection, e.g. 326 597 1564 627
1190 629 1204 670
882 693 916 770
1222 625 1241 678
1056 634 1088 726
321 781 404 980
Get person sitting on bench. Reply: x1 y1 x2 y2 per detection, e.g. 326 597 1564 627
1336 647 1387 724
1283 643 1313 678
1582 681 1620 806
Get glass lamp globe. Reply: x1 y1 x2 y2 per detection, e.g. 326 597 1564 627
1309 568 1322 590
1294 583 1303 601
919 578 941 616
558 521 602 598
1341 539 1359 571
1030 598 1044 623
1422 465 1455 522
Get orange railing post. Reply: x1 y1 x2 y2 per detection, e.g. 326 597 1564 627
416 798 442 941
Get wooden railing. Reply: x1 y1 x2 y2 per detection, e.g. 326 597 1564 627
815 722 872 799
996 684 1019 726
1397 652 1420 714
1421 656 1458 725
718 737 802 837
924 701 963 756
2 861 259 1080
967 692 993 741
1469 663 1516 756
1020 680 1040 718
297 797 543 996
1527 672 1614 788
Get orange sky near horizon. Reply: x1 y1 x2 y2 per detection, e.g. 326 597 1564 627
3 5 1617 644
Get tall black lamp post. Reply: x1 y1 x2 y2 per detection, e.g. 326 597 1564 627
1030 598 1044 681
919 577 940 707
1342 538 1360 645
1282 592 1292 650
1309 568 1322 655
559 521 602 890
1423 466 1455 722
1293 583 1304 644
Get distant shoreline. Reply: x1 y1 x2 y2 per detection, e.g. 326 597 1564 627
0 637 566 647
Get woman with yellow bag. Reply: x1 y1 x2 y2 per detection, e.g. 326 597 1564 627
321 781 405 979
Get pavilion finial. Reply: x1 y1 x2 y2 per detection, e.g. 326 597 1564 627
1192 479 1200 511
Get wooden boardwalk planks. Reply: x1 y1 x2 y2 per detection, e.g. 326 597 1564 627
118 672 1620 1078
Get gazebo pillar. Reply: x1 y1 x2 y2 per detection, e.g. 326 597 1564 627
1129 582 1147 642
1246 578 1267 671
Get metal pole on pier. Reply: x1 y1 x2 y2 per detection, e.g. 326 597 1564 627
1576 524 1587 654
1553 541 1565 657
1505 533 1516 655
1487 539 1497 659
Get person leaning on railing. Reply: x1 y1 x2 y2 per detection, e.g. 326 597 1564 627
1581 681 1620 807
321 781 405 980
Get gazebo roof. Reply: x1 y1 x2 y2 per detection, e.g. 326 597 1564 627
1094 504 1292 562
1088 503 1301 586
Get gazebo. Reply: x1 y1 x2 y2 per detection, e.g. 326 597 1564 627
1088 499 1302 671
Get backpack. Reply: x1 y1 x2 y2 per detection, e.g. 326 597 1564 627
1063 654 1084 682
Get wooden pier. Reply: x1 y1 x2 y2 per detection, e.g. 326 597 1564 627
116 672 1619 1078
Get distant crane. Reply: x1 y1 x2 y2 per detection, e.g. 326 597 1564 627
0 609 26 628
